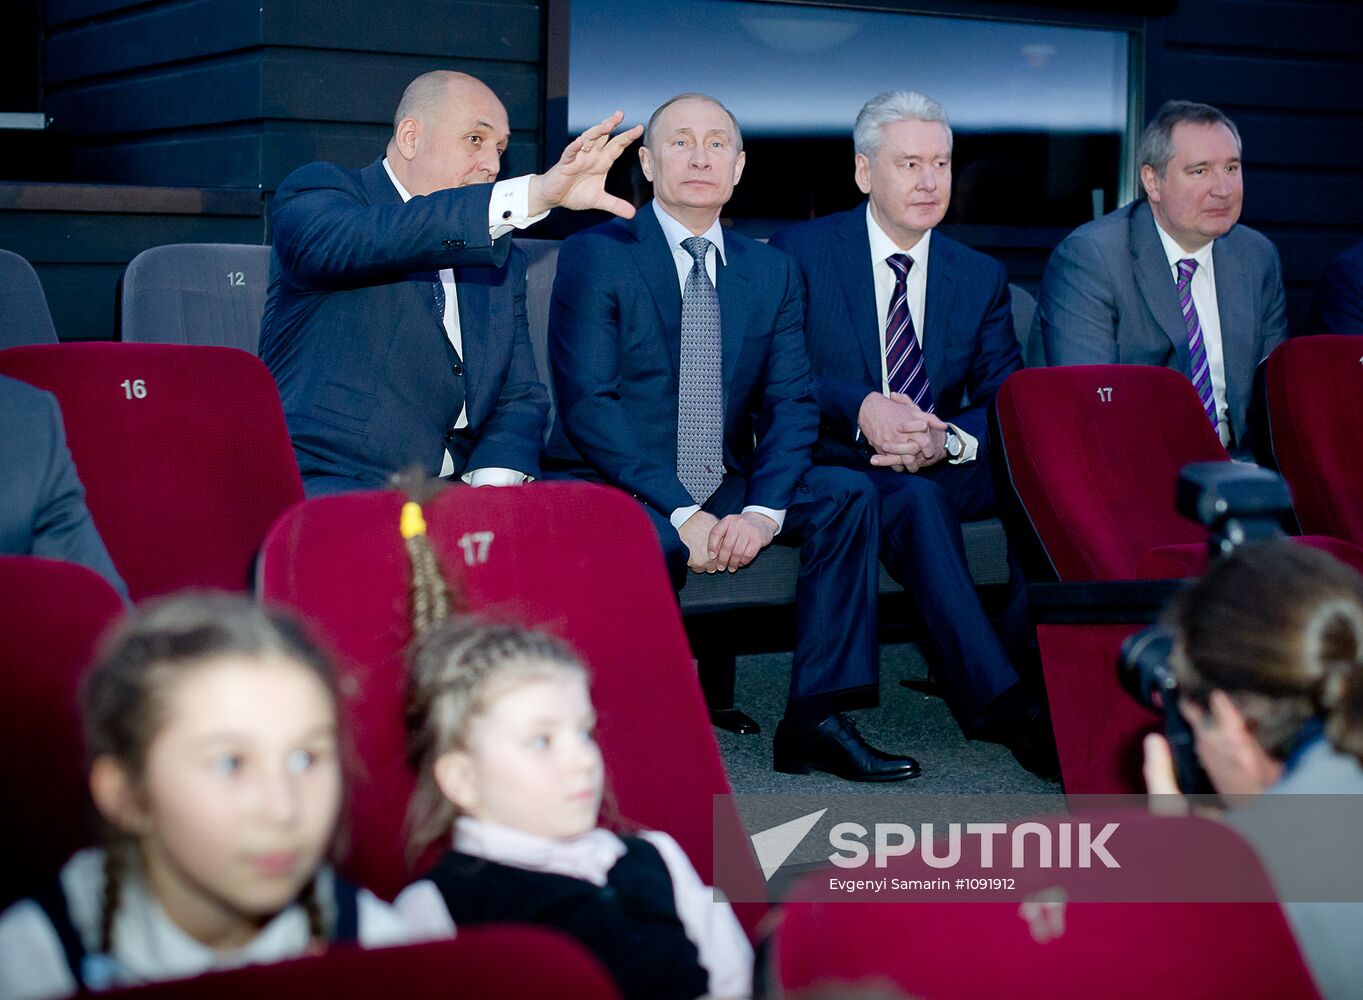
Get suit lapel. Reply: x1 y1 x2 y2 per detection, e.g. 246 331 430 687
834 207 884 385
1212 234 1253 438
716 239 750 392
1131 201 1190 367
630 211 683 378
922 233 958 387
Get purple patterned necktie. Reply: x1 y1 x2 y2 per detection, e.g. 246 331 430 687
1176 258 1218 432
884 253 934 412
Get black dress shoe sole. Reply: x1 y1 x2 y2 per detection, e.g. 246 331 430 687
773 757 922 782
710 708 761 735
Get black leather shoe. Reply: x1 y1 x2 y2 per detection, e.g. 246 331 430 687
773 713 921 782
980 688 1061 781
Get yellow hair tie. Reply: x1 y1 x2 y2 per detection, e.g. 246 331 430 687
400 501 428 540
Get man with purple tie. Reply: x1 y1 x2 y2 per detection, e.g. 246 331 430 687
1037 100 1288 453
771 91 1055 777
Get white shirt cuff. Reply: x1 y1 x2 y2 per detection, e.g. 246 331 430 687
947 422 979 464
488 176 550 238
741 505 785 534
670 505 703 531
464 467 531 487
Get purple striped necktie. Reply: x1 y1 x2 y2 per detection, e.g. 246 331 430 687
1176 258 1218 433
884 253 934 412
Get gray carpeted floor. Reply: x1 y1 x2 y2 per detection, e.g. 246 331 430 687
716 642 1061 796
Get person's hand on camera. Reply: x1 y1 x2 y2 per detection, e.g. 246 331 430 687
1142 732 1191 816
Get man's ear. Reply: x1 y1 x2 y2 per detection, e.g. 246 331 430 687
394 117 421 162
638 144 654 184
90 755 150 835
433 750 480 816
854 153 873 196
732 149 746 187
1207 689 1260 764
1140 163 1161 202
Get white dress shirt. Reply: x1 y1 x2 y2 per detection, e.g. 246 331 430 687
382 158 546 484
394 817 754 1000
1151 220 1231 446
651 201 785 534
866 206 978 463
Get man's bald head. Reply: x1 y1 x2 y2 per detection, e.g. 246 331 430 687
393 71 498 132
387 71 510 197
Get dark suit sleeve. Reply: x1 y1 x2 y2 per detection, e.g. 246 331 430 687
270 163 510 290
549 238 696 516
1308 248 1363 336
465 248 550 478
29 392 129 600
954 263 1022 443
744 257 817 510
767 229 868 433
1039 230 1121 365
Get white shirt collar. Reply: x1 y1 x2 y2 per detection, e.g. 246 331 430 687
1152 215 1215 273
454 816 627 887
382 157 413 203
651 201 727 264
866 203 932 273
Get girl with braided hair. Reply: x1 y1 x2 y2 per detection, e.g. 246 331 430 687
0 593 409 999
389 486 753 1000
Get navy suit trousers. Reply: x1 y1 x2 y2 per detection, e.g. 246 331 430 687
643 466 880 716
848 455 1030 734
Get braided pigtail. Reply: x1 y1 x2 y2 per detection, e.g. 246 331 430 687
98 840 126 955
392 469 458 637
299 876 325 945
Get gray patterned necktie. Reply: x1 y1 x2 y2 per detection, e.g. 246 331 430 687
677 236 724 505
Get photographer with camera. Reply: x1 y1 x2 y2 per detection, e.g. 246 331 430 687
1143 540 1363 1000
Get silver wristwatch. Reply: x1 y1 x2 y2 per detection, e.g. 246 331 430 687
943 428 964 460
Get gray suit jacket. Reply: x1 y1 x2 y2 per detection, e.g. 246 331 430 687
1036 199 1287 446
0 375 127 598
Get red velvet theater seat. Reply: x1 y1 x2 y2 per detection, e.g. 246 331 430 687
257 481 766 934
0 556 125 908
106 927 622 1000
0 343 303 601
774 812 1318 1000
1266 335 1363 547
994 365 1229 582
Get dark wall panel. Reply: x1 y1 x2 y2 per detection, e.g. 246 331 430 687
264 1 541 61
45 0 169 23
259 51 540 128
43 0 548 189
47 56 263 135
73 130 264 188
44 1 260 84
1146 0 1363 335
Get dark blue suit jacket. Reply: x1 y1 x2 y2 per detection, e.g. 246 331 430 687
0 374 127 598
769 205 1019 466
1307 240 1363 336
545 205 817 518
260 159 548 494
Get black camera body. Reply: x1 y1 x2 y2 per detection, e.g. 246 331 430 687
1116 462 1294 793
